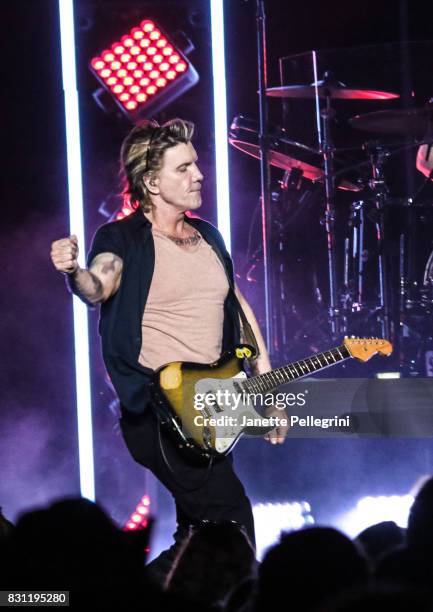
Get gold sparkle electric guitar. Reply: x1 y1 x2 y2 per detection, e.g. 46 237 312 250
149 337 392 459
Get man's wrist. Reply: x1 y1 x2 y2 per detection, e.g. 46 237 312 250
63 266 81 295
250 357 272 375
63 265 81 278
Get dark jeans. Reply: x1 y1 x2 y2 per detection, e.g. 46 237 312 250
119 409 255 585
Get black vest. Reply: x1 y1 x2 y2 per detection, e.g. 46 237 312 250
86 209 241 415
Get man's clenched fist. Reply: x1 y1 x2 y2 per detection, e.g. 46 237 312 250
50 235 79 274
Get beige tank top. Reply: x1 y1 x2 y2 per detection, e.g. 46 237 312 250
138 228 230 370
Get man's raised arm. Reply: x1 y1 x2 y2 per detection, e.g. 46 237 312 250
50 234 123 306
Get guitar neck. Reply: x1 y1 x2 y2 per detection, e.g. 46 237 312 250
241 344 352 394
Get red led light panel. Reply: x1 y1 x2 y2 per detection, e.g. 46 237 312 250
90 19 198 120
124 495 151 531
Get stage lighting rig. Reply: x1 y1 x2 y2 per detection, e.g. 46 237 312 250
98 191 134 222
124 494 151 531
90 18 199 121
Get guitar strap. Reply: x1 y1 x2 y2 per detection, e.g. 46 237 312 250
230 288 260 359
211 245 260 359
208 243 260 358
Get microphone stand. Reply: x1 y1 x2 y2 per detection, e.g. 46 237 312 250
318 72 342 339
256 0 275 356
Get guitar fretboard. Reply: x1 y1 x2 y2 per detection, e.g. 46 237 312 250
240 344 351 394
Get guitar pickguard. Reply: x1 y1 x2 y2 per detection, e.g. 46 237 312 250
194 372 269 454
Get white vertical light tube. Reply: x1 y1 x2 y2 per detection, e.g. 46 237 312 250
210 0 231 252
58 0 95 501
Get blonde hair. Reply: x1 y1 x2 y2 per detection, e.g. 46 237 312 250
120 118 195 213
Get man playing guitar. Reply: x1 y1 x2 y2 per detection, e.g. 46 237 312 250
50 118 288 584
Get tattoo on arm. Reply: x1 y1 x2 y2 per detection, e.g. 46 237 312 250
65 252 123 306
66 270 103 306
100 255 121 275
88 271 104 300
67 253 123 306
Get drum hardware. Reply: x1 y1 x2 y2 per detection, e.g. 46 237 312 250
404 257 433 313
346 200 366 313
349 107 433 138
229 115 322 180
281 167 304 191
266 70 398 340
332 140 433 197
364 142 392 339
229 115 361 191
341 237 352 313
255 0 274 354
231 52 433 370
399 234 406 317
266 78 399 100
318 74 342 338
423 251 433 287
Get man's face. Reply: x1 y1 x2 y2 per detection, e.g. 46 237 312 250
151 141 204 212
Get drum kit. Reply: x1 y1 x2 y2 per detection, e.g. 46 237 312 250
229 72 433 373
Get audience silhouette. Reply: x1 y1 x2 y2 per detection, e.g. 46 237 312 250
1 476 433 610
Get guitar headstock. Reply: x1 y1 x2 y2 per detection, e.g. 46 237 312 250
343 337 393 362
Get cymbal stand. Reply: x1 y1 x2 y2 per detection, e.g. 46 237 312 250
348 200 365 312
366 142 392 340
319 76 342 338
398 233 408 371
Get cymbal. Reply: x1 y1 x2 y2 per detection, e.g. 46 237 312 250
228 139 360 191
349 108 433 137
229 139 321 180
266 85 399 100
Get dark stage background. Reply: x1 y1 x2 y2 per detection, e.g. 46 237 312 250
2 0 433 555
